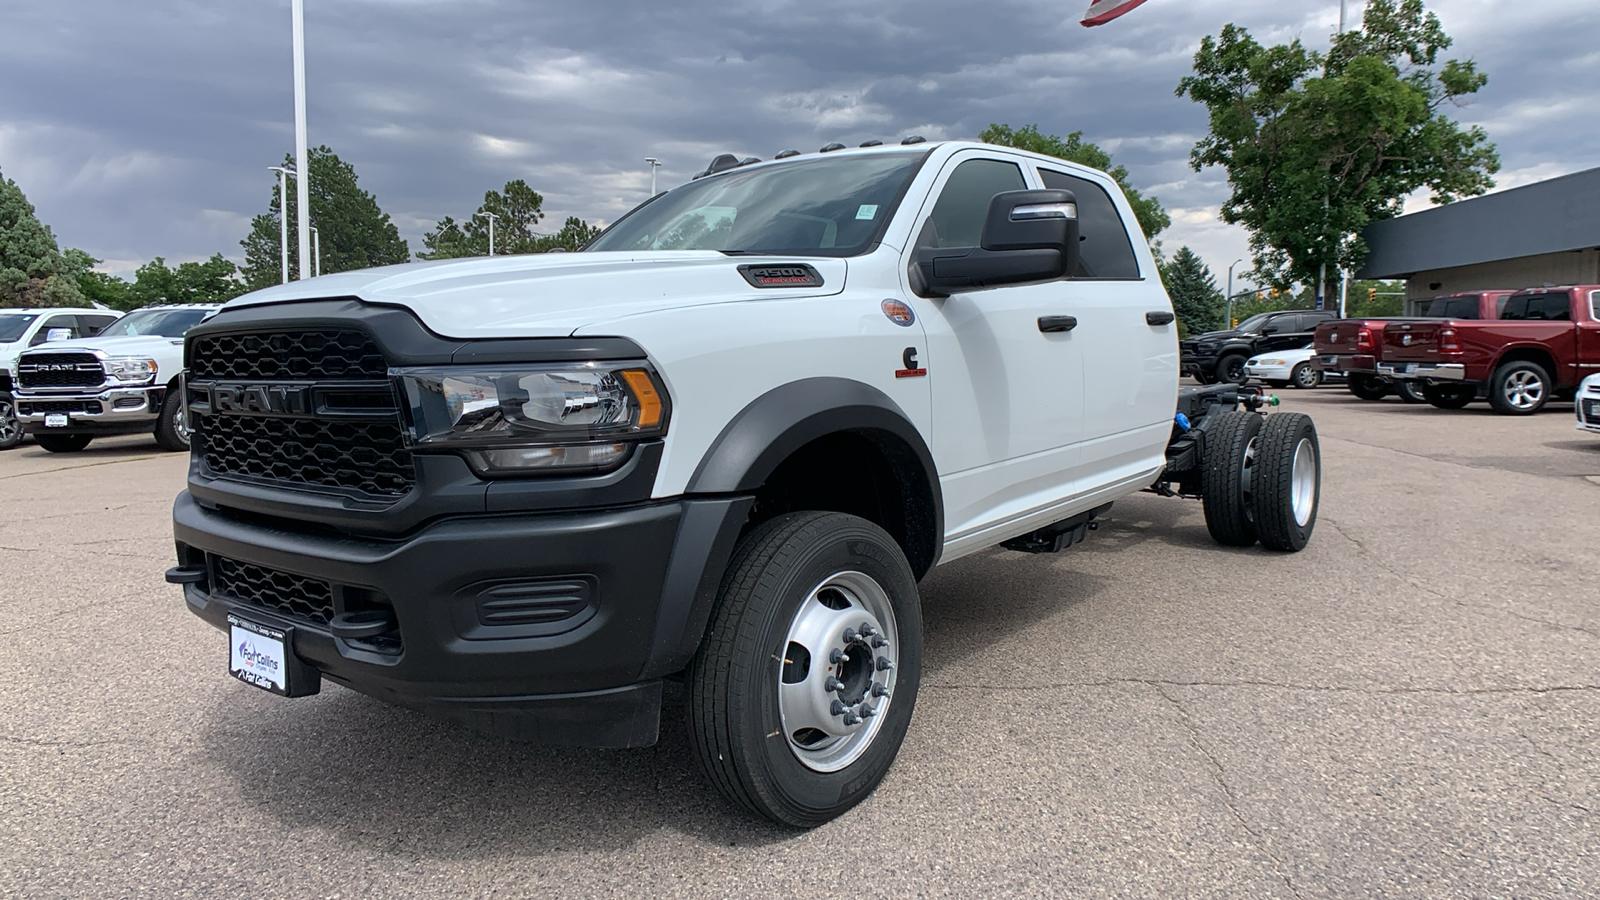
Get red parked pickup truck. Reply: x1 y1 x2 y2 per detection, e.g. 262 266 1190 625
1313 291 1511 403
1378 286 1600 414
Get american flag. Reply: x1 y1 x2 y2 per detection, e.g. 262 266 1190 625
1081 0 1151 27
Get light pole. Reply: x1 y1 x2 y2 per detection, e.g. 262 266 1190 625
645 157 662 195
476 211 499 256
267 165 294 284
291 0 311 280
1226 258 1244 327
310 225 321 277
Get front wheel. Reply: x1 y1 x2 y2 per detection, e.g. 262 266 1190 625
154 390 191 452
1488 361 1551 415
1346 373 1390 401
1423 384 1475 410
35 434 93 453
1290 363 1322 389
687 512 923 827
0 393 22 451
1217 354 1249 385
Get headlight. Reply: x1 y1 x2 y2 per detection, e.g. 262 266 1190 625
1260 358 1285 366
397 362 668 476
104 356 158 384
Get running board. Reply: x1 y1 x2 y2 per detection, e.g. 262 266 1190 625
999 503 1111 554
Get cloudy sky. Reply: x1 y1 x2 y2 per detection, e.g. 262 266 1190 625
2 0 1596 286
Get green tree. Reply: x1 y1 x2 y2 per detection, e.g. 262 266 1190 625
240 146 410 290
62 248 131 309
1160 246 1226 334
419 181 602 259
0 169 85 308
124 255 246 309
978 123 1170 239
1176 0 1499 300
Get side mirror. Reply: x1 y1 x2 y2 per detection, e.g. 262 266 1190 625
45 328 74 342
914 189 1079 297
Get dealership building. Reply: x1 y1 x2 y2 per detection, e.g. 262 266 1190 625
1356 165 1600 315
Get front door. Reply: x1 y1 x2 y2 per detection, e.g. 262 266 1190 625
897 151 1085 550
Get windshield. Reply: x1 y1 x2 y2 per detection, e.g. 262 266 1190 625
96 308 210 339
0 314 39 343
587 152 927 257
1233 313 1272 333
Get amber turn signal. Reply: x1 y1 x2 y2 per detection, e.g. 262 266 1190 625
620 369 664 428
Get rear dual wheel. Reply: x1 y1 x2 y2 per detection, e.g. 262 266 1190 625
688 512 922 827
1201 411 1319 552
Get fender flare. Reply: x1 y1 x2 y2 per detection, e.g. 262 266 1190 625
686 377 942 575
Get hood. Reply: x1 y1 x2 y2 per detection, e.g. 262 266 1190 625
1189 329 1248 343
224 251 849 338
19 335 184 358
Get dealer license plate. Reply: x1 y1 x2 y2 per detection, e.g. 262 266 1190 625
44 414 68 428
229 614 290 695
1585 399 1600 421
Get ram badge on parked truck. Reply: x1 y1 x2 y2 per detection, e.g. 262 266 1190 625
1379 286 1600 414
165 140 1322 826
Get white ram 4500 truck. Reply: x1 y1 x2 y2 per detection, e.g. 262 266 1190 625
167 141 1322 826
14 304 218 453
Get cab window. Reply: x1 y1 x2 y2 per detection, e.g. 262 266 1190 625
29 314 80 345
921 159 1027 249
1036 169 1140 279
1502 293 1570 321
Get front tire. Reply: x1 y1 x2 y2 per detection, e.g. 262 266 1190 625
687 512 923 827
1217 354 1249 385
1423 384 1475 410
1488 361 1551 415
1346 374 1390 401
0 393 22 451
1290 363 1322 389
154 390 191 452
1201 411 1262 547
36 434 93 453
1251 412 1320 552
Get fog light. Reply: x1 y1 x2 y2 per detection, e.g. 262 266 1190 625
465 442 629 475
113 397 144 409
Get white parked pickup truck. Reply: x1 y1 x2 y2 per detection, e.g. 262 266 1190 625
1 307 124 450
166 140 1322 825
13 303 217 453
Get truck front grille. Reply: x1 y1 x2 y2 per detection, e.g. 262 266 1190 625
187 329 415 500
189 331 389 380
212 556 335 625
18 353 105 389
197 413 414 497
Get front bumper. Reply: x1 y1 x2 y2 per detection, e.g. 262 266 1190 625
171 490 750 748
1243 362 1292 380
16 385 161 435
1578 396 1600 434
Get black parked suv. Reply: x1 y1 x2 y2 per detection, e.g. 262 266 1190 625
1181 310 1337 384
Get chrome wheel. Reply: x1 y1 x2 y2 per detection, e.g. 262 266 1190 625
1502 370 1545 410
1292 363 1320 389
1291 438 1318 527
777 570 899 773
0 396 23 449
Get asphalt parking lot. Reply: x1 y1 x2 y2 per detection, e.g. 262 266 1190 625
2 390 1597 898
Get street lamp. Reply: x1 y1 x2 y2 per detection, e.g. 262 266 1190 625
645 157 662 195
476 211 499 256
1226 258 1245 327
290 0 311 280
267 165 294 284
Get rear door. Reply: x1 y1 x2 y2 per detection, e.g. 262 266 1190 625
1034 165 1173 488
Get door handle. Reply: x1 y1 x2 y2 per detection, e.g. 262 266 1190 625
1038 316 1078 333
1146 311 1175 326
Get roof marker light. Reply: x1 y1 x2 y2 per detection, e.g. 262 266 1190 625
859 139 883 147
774 149 801 159
819 142 846 152
901 135 926 145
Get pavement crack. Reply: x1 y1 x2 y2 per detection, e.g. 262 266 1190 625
0 735 125 749
924 678 1600 697
0 453 169 480
1155 684 1303 900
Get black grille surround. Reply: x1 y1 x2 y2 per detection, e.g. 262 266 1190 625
18 353 106 389
212 556 335 624
187 328 416 502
